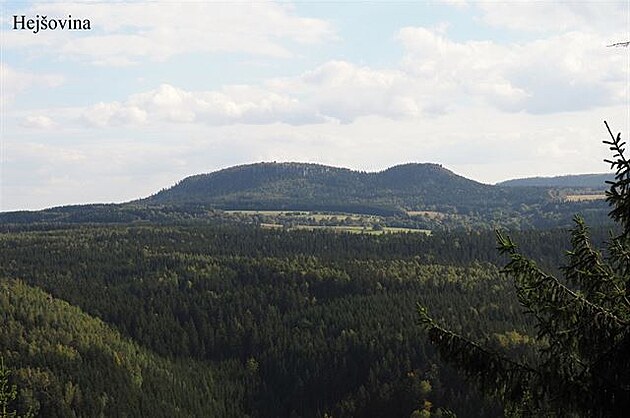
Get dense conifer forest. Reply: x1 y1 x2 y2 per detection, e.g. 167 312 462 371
0 220 615 417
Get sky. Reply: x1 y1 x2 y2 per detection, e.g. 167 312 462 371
1 0 629 211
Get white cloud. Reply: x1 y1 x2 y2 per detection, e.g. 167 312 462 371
292 61 421 122
437 0 469 9
0 64 64 104
75 59 432 128
475 2 627 35
397 26 627 114
4 2 336 66
2 138 192 210
21 115 55 129
6 142 87 172
80 83 322 127
81 102 148 127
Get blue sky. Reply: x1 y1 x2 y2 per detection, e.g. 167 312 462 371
1 0 629 210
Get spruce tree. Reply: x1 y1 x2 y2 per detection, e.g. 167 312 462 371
418 122 630 416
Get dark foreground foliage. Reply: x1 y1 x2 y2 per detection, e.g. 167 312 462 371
419 122 630 416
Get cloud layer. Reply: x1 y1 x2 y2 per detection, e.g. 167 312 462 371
70 23 627 129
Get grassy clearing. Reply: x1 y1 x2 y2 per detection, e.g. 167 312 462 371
260 223 283 229
307 213 375 221
382 227 431 234
407 210 445 219
226 210 289 215
564 194 606 202
226 210 374 221
291 225 370 233
286 225 430 235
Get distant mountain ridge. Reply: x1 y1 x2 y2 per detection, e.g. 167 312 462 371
142 161 541 214
0 162 612 229
497 173 613 189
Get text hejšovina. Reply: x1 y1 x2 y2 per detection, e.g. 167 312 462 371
13 15 91 34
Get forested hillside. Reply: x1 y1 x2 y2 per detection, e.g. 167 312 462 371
143 162 549 214
0 279 243 417
0 223 612 417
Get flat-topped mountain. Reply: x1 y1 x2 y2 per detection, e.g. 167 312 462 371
498 173 613 189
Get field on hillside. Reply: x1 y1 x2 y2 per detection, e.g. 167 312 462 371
228 209 430 234
563 193 606 202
